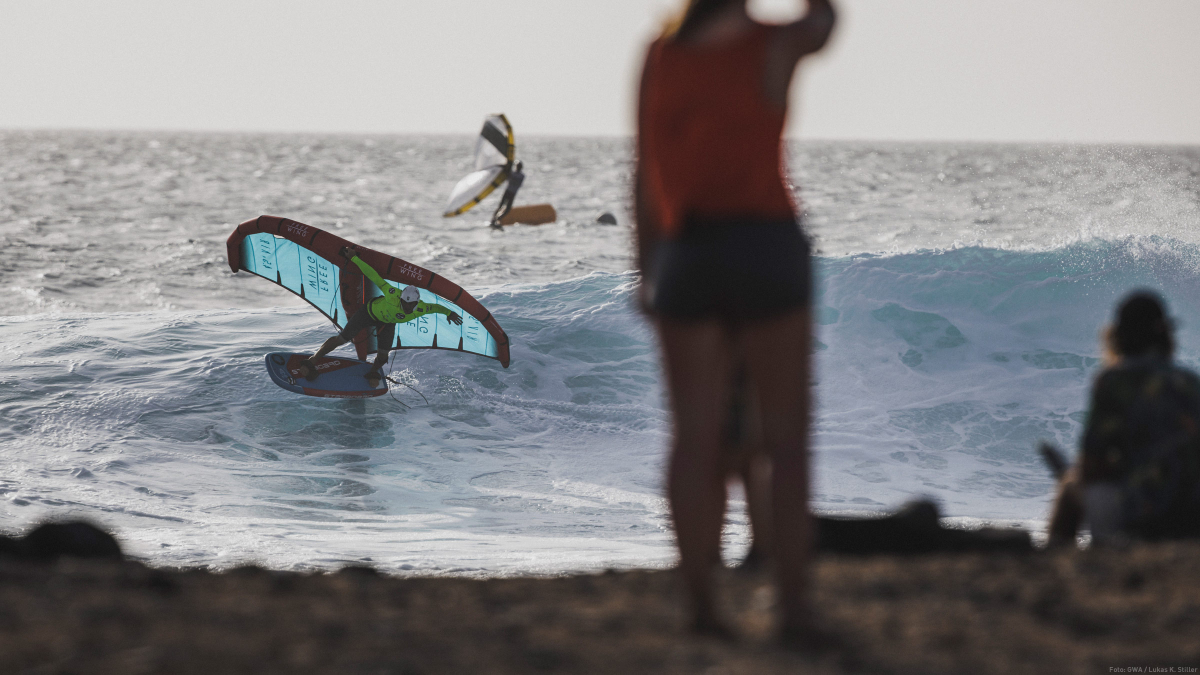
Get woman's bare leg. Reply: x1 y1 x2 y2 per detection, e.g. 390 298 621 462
740 453 773 569
734 382 773 569
657 318 734 631
739 309 813 635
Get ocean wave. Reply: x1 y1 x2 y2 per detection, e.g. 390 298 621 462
2 238 1199 571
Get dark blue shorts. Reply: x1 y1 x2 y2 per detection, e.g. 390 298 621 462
648 218 812 321
339 304 396 355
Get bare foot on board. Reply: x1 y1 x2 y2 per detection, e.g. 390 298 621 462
298 359 318 381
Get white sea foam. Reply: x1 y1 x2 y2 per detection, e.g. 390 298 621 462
2 132 1198 572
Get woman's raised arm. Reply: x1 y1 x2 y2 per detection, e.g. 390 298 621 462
764 0 837 107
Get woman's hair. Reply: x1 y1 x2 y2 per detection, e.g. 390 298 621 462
664 0 741 41
1109 290 1174 359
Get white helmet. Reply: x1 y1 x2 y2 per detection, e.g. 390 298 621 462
400 286 420 304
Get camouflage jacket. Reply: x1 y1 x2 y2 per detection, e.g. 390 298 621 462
1080 355 1200 536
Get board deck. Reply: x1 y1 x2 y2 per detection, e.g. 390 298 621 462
499 203 556 226
265 352 388 399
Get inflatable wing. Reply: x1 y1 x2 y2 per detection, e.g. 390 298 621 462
226 216 510 368
444 114 515 217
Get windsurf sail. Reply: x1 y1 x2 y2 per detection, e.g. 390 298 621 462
443 114 515 217
226 215 511 368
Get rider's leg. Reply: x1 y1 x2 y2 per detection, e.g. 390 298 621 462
313 335 348 360
298 334 348 380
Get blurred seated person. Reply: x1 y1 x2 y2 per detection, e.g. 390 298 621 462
1048 290 1200 545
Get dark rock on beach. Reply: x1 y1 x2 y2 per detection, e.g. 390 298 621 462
0 520 123 562
816 499 1035 555
1 537 1198 674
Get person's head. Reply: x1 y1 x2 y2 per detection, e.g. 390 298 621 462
664 0 744 40
400 285 420 313
1105 290 1174 363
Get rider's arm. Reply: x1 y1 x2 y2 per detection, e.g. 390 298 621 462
423 303 463 324
349 255 390 294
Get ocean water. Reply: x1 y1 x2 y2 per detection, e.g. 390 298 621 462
1 131 1198 574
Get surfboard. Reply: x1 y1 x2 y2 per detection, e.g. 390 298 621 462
264 352 388 399
499 203 556 226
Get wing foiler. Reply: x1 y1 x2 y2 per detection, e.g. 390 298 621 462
226 215 511 368
442 115 557 227
443 114 515 217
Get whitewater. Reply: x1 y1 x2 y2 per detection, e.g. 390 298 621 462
1 132 1198 574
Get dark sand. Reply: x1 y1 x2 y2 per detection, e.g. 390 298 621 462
2 543 1198 674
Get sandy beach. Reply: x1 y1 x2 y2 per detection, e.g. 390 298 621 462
2 541 1198 674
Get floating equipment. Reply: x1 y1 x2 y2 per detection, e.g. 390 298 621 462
443 114 554 226
498 204 557 226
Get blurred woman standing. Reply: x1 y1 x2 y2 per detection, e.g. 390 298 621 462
634 0 835 642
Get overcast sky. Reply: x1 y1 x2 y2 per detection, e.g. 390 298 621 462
2 0 1198 143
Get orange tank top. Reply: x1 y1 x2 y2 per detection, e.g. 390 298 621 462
639 24 797 238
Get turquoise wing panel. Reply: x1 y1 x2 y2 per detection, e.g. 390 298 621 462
272 239 303 297
298 248 343 326
239 233 348 328
241 233 278 280
240 232 498 359
386 285 497 359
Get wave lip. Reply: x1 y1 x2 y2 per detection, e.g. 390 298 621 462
3 237 1199 571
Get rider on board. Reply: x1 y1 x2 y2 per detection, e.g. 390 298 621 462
488 160 525 229
299 247 463 385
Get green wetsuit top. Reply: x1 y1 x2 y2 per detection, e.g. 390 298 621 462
350 255 457 324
